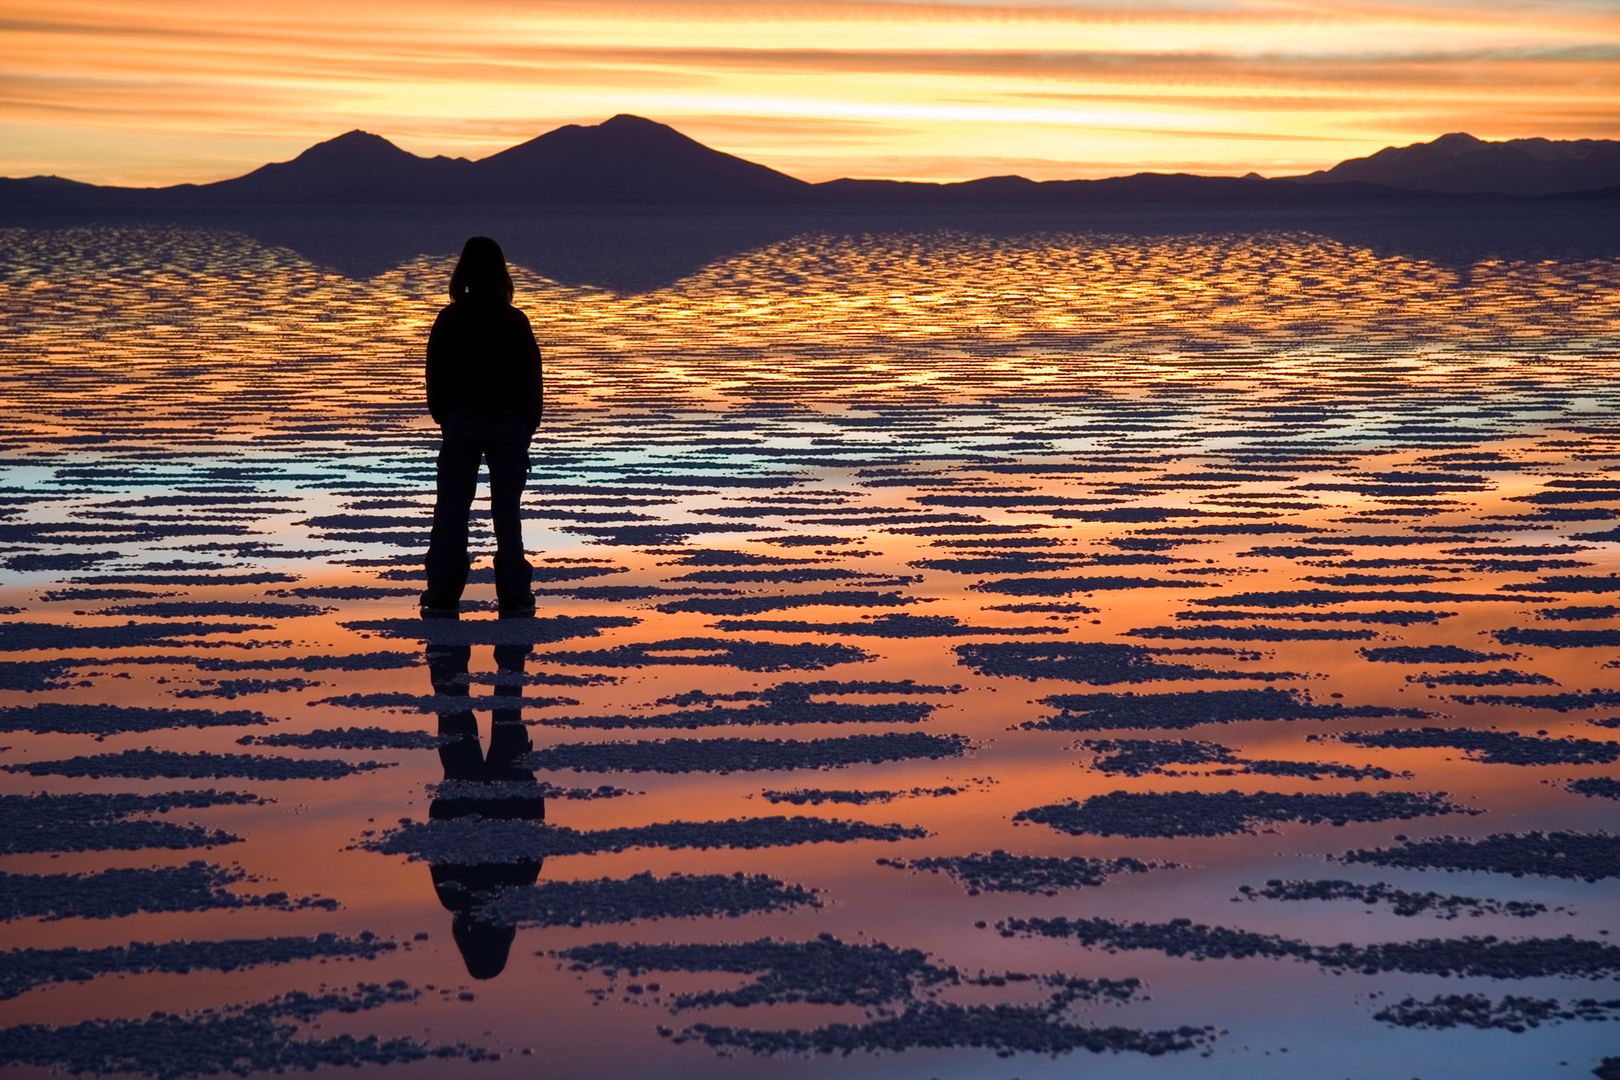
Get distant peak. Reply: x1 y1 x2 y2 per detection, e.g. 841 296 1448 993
293 129 408 162
599 114 664 130
1429 132 1484 149
553 113 697 148
325 129 391 146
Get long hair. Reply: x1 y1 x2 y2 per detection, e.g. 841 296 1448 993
448 235 514 304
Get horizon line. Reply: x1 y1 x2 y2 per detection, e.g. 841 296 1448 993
3 115 1573 193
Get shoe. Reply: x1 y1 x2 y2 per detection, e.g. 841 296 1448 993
419 591 460 619
497 599 537 619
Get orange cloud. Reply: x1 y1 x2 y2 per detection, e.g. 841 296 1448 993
1 0 1613 185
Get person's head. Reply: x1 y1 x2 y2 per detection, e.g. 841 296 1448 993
448 235 513 304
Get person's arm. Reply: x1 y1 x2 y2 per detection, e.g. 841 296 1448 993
518 310 543 432
425 309 448 425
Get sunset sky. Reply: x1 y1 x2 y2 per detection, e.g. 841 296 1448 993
2 0 1616 186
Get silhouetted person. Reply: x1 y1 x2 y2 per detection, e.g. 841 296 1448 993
425 635 546 979
421 236 543 617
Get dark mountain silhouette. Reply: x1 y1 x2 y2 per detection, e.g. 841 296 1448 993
474 113 808 203
815 171 1455 206
1292 132 1620 196
0 175 120 204
3 117 1617 209
181 130 472 203
0 133 471 208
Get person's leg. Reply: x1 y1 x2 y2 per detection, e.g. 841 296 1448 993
489 637 535 771
425 642 481 780
486 436 534 611
426 641 473 700
423 433 481 609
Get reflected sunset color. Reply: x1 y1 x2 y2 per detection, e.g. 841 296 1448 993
0 209 1618 1076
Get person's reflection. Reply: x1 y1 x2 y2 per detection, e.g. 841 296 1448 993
425 634 545 979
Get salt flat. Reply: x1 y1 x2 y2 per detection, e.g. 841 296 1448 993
0 208 1617 1079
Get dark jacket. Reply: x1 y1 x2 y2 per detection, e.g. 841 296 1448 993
426 297 543 432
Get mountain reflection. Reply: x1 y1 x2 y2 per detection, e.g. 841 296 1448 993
8 205 1616 293
425 635 545 980
227 211 817 292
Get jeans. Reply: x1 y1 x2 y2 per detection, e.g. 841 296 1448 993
423 412 534 609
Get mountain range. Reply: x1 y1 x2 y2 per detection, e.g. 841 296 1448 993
4 115 1617 209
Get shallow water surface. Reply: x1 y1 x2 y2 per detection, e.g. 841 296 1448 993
1 209 1619 1079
